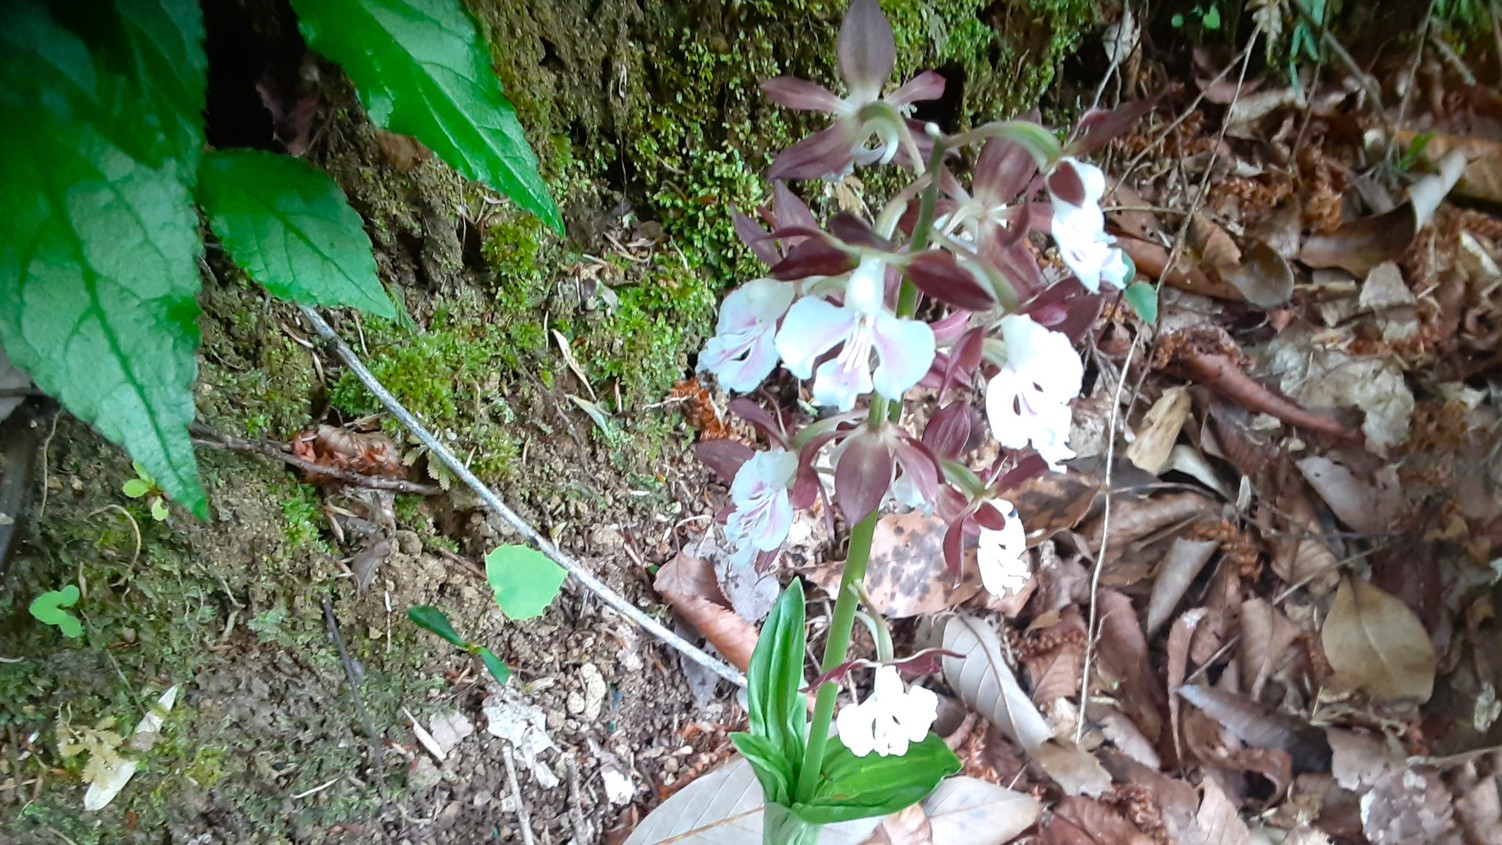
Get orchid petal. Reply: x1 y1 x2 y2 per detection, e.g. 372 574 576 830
812 353 874 411
770 123 859 181
775 297 856 379
838 0 896 103
886 70 946 107
760 76 845 113
974 137 1038 205
976 503 1030 597
834 429 893 522
869 312 935 400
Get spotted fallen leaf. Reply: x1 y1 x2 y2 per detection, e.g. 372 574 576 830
810 512 983 618
1322 577 1436 704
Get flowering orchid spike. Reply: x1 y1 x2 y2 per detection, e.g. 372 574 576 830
1047 157 1133 293
976 502 1030 597
835 665 940 758
762 0 944 180
725 449 798 557
775 255 935 411
985 315 1083 470
699 278 795 392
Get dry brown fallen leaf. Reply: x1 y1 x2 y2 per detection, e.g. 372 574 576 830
1126 386 1193 475
1296 454 1404 536
1395 130 1502 205
1007 469 1103 548
1321 577 1437 704
809 512 982 618
1300 149 1468 276
1181 778 1253 845
940 615 1111 796
1116 235 1246 300
1145 538 1220 636
653 552 758 675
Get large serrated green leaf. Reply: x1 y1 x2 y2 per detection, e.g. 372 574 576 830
0 3 207 518
290 0 563 233
108 0 208 169
199 150 395 318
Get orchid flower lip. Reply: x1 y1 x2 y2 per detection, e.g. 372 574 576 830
834 665 939 758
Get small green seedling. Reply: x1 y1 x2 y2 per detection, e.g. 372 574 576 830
122 462 170 522
1124 280 1158 326
1171 3 1222 31
485 545 566 620
409 606 512 686
30 585 83 638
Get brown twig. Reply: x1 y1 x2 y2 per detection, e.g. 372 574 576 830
189 422 443 496
1174 351 1364 443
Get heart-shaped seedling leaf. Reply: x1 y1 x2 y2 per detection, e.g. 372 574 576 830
409 605 512 686
485 545 566 620
30 586 83 638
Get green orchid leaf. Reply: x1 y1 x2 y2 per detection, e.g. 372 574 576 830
289 0 562 233
408 605 471 648
793 733 960 824
484 545 565 620
731 732 795 807
30 585 84 639
746 580 809 774
475 646 512 686
1124 280 1157 326
0 2 207 518
198 150 395 318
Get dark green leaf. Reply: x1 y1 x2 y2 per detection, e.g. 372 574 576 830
793 733 960 824
104 0 207 169
0 3 207 517
475 646 512 686
408 605 471 648
746 580 809 771
1123 280 1157 326
485 545 566 620
730 732 794 807
290 0 562 233
198 150 395 318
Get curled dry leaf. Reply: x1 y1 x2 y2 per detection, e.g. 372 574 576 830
1226 240 1295 308
1238 598 1302 701
1043 795 1158 845
1084 491 1213 563
1295 455 1403 536
1175 684 1330 773
1096 590 1165 744
1269 489 1341 592
1126 386 1193 475
1007 469 1103 548
941 615 1111 796
1393 130 1502 206
811 512 982 618
1321 577 1437 704
654 552 758 675
1145 538 1220 637
1300 150 1468 276
1182 778 1253 845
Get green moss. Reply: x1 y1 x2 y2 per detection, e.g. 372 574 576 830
280 485 327 551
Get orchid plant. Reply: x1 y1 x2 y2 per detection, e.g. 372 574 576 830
693 1 1140 841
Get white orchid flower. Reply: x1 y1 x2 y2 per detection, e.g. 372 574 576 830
985 315 1083 471
1048 157 1132 293
977 501 1030 597
725 449 798 555
699 278 796 393
835 665 939 758
775 255 935 412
